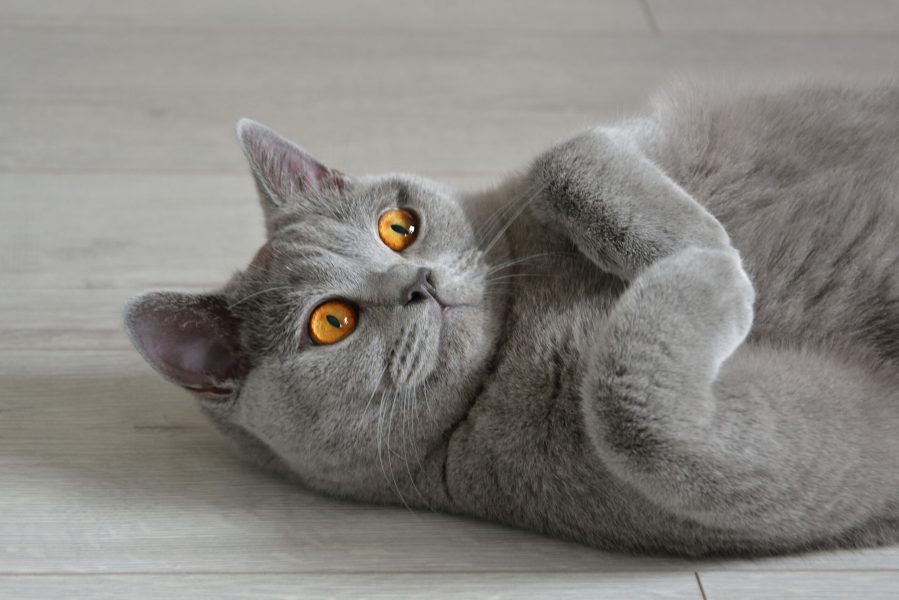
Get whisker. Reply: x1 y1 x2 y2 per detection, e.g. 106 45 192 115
364 366 388 413
400 389 430 509
475 179 543 246
482 182 547 256
484 251 576 276
376 389 393 502
421 380 434 423
384 391 412 511
406 388 433 511
484 273 548 284
475 195 521 245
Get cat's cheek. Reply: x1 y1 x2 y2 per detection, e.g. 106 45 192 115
441 306 490 363
438 284 482 309
441 305 476 329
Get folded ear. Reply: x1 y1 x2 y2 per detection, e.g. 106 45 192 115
124 292 248 400
236 119 346 220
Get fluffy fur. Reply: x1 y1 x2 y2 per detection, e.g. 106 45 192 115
125 81 899 556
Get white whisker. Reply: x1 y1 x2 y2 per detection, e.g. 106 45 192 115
364 366 388 413
482 182 547 256
384 391 412 511
484 251 576 276
403 388 431 510
475 179 543 246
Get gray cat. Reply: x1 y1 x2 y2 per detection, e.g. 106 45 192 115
125 81 899 556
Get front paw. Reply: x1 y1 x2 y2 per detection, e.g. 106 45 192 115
529 128 733 279
639 247 755 370
529 130 616 226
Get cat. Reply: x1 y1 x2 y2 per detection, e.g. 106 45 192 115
125 80 899 557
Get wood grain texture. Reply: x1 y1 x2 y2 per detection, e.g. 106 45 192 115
0 0 649 33
0 573 703 600
0 350 898 577
0 171 481 287
700 571 899 599
4 29 899 175
1 174 265 290
646 0 899 34
4 0 899 597
0 350 694 574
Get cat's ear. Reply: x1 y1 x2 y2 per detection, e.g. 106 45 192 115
124 292 248 400
236 118 345 214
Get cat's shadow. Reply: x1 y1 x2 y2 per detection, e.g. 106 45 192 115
10 360 801 571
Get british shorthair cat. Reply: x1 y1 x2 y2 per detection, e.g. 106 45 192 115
126 81 899 556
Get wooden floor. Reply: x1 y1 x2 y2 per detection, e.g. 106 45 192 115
3 1 899 597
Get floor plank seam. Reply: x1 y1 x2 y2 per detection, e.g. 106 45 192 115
636 0 660 35
694 572 708 600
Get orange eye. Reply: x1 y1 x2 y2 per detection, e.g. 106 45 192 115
378 208 418 252
309 300 358 345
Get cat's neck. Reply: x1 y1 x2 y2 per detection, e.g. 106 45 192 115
462 172 532 261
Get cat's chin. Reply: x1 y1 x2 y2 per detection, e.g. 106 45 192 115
388 300 486 394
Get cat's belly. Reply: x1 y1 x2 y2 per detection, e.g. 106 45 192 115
703 173 899 364
444 211 868 555
443 313 747 554
646 84 899 364
442 244 713 553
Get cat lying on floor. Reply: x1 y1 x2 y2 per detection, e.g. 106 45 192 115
125 81 899 556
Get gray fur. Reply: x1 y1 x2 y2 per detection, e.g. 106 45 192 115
125 82 899 556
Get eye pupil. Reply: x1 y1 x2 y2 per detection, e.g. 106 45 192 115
391 223 409 235
326 314 341 328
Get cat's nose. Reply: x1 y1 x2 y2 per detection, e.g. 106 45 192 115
402 267 437 305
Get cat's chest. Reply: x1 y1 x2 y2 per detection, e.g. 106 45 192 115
483 261 617 426
485 225 623 409
448 245 623 488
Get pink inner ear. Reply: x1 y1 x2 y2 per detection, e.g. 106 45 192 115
275 136 343 196
301 159 335 192
238 119 344 203
126 293 248 395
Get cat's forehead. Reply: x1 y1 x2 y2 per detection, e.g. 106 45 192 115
265 238 370 286
268 175 451 256
233 173 463 299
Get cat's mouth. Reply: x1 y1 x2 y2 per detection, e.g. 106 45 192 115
433 294 470 317
426 280 478 317
433 295 475 323
430 290 452 312
411 274 453 312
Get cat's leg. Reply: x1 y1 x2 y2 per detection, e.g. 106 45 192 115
581 247 899 537
532 127 899 538
530 125 732 279
582 247 756 520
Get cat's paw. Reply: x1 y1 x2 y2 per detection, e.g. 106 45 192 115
528 128 734 279
641 247 755 370
528 130 616 223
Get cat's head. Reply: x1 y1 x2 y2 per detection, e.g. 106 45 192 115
125 120 504 501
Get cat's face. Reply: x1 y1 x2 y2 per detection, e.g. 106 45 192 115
125 121 503 501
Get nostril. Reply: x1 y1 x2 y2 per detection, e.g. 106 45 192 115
406 289 428 304
402 267 436 305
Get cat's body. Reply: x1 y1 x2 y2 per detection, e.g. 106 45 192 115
126 81 899 557
445 83 899 555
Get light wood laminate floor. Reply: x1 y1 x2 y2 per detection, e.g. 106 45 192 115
3 1 899 597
